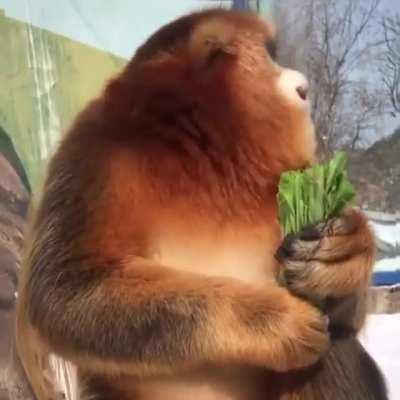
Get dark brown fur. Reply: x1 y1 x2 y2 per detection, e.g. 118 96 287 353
16 8 387 400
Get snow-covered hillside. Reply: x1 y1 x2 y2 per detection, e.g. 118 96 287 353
367 212 400 285
371 220 400 249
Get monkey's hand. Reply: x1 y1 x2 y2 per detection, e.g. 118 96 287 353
276 209 375 325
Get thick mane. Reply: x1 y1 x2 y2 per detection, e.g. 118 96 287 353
133 8 253 63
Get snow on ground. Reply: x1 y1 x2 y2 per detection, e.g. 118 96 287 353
371 221 400 247
359 314 400 400
375 255 400 272
369 219 400 277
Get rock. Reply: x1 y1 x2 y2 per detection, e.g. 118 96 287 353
0 152 27 316
0 245 18 310
0 150 31 399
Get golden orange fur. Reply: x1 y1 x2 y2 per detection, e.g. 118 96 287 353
16 8 386 400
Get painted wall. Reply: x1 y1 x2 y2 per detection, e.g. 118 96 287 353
0 1 234 188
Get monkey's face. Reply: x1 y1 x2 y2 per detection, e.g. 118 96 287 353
187 11 317 174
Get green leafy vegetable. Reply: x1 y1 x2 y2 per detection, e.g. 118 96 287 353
278 152 356 235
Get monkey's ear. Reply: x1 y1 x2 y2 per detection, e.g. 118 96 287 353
189 19 236 67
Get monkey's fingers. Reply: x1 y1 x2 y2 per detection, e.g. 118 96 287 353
298 208 365 239
277 209 375 264
280 249 374 299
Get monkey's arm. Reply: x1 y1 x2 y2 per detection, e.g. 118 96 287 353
277 209 375 334
25 248 328 376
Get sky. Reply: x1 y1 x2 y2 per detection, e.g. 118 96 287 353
0 0 398 59
0 0 233 58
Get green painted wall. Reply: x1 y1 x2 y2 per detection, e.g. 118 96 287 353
0 9 127 188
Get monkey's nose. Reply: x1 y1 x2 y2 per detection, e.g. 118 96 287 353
296 83 309 101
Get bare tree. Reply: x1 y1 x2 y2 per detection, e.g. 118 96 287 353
342 83 386 150
381 14 400 117
275 0 385 157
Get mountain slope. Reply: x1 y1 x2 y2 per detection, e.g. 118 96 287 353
348 128 400 211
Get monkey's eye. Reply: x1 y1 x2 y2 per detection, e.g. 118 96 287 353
265 40 277 60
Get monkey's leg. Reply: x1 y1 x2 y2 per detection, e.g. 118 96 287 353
277 209 375 333
24 256 328 376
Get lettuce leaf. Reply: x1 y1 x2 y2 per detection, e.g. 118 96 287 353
278 152 355 235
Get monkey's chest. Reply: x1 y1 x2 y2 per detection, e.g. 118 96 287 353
152 225 280 284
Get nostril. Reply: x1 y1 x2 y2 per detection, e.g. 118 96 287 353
296 83 309 101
